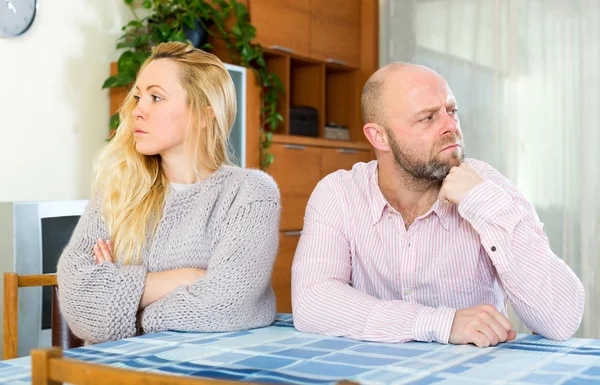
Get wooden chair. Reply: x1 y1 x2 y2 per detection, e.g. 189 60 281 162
3 273 83 360
31 348 361 385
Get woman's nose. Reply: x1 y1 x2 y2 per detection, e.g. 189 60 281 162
132 103 145 119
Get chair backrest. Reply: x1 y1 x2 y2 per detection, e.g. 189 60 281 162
3 273 83 360
31 347 261 385
31 348 361 385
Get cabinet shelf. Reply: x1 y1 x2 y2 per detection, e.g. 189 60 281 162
263 47 358 71
272 134 371 150
261 46 362 142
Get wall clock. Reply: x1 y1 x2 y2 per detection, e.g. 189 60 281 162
1 0 37 38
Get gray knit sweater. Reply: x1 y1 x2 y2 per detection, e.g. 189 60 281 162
57 166 281 344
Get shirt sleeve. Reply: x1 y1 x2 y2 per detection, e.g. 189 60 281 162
458 168 585 340
57 198 147 344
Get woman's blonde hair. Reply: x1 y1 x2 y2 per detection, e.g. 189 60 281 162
93 42 236 265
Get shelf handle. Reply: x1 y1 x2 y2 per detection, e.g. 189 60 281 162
284 231 302 237
284 144 306 150
271 45 295 54
326 58 348 66
337 148 357 154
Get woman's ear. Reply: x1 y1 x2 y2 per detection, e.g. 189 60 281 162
363 123 391 152
196 106 215 129
205 106 215 122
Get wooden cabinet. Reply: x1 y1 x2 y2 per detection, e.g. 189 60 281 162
250 0 311 57
310 0 361 68
251 0 361 68
268 140 372 313
272 231 301 313
249 0 372 142
268 143 322 231
268 137 373 232
320 147 371 178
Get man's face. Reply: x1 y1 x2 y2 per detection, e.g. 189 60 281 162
383 71 465 181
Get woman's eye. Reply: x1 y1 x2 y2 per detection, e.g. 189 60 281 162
152 95 162 102
133 95 140 103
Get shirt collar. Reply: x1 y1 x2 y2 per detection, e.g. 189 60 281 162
430 199 452 230
368 162 388 224
368 161 452 230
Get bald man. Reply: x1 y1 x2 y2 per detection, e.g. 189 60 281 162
291 63 584 347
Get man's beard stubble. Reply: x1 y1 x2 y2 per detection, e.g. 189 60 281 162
387 130 465 182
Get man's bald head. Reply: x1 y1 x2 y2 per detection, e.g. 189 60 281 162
360 63 444 125
361 62 463 182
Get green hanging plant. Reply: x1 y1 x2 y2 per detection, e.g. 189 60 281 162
102 0 283 170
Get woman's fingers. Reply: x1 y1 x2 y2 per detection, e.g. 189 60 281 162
106 239 114 255
93 244 103 263
94 239 113 263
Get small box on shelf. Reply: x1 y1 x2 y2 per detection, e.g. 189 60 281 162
290 106 319 137
324 123 350 141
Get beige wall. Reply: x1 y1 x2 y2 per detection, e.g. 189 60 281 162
0 0 132 202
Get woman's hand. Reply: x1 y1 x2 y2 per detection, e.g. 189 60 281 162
93 238 113 264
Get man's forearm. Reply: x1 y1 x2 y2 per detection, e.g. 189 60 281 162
293 276 455 343
458 181 584 339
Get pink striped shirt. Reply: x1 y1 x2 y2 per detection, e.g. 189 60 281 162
291 159 584 343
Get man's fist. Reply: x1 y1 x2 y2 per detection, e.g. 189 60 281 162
449 304 517 347
438 163 484 204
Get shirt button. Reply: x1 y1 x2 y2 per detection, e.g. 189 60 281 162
404 289 413 295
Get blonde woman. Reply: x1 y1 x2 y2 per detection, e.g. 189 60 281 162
57 42 281 344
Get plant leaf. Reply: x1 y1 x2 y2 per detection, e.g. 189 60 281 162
156 23 171 39
101 75 121 89
233 2 249 18
116 41 135 49
109 113 121 130
117 51 137 75
263 152 275 168
126 20 142 28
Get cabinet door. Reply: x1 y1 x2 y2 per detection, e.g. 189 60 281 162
272 231 301 313
310 0 360 67
251 0 311 57
268 143 321 231
320 148 371 178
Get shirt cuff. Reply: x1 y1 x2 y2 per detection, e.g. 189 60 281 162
458 180 513 233
413 306 456 344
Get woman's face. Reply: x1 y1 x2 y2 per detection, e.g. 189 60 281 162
131 59 190 156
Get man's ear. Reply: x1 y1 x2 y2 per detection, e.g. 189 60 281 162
363 123 391 152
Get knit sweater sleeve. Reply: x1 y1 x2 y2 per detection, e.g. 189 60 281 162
56 198 147 344
141 177 281 333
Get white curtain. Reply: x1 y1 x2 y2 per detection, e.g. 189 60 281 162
381 0 600 338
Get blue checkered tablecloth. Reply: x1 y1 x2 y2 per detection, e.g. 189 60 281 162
1 314 599 384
